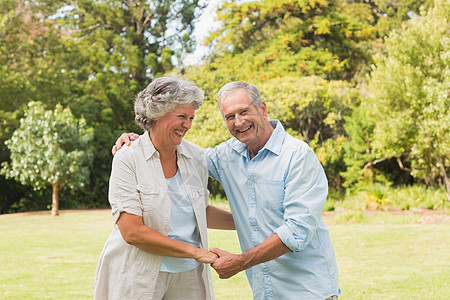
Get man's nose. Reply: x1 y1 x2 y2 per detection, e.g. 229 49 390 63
235 115 244 126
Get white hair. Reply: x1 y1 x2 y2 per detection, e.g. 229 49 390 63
217 81 263 111
134 77 204 131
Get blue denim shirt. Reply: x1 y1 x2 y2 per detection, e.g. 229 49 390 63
205 121 340 300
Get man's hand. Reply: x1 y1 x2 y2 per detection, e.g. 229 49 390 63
112 133 139 155
211 234 290 279
210 247 245 279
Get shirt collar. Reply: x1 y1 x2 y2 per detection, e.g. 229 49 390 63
231 120 285 158
141 131 193 160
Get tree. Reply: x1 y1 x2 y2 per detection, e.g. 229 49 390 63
53 0 207 209
261 76 359 188
55 0 206 130
340 0 433 37
340 104 389 189
366 0 450 200
0 0 206 212
0 0 76 213
1 102 94 215
201 0 376 82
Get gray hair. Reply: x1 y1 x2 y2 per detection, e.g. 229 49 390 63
217 81 263 111
134 77 204 131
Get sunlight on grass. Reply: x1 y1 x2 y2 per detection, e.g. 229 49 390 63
331 223 450 299
0 210 449 299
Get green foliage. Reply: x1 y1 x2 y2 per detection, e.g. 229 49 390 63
261 76 359 187
338 184 449 211
260 77 359 142
1 102 94 213
323 198 336 212
204 0 376 81
340 104 394 189
0 0 206 212
311 136 347 188
50 0 207 209
54 0 206 127
367 0 450 199
1 0 447 211
0 0 80 147
184 0 445 198
340 0 433 37
0 0 97 212
186 96 231 148
388 185 449 210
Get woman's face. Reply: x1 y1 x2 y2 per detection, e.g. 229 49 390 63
151 104 195 148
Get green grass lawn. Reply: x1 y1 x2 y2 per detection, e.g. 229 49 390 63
0 210 449 299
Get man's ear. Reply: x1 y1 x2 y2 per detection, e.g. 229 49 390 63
260 102 268 117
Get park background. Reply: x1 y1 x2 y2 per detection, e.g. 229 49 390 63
0 0 449 298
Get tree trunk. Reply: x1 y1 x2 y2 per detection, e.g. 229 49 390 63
437 155 450 201
445 177 450 202
51 183 60 216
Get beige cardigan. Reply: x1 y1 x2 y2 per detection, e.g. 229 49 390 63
94 132 214 300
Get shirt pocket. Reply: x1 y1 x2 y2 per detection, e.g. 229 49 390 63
188 187 206 206
189 187 205 202
137 184 160 211
255 179 285 211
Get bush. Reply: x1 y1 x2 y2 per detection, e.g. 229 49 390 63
340 184 448 211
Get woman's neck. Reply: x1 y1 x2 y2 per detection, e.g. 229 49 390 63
149 132 178 178
149 132 177 154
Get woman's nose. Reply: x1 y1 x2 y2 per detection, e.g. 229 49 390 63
183 119 192 129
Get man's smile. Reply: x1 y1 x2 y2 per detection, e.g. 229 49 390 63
237 125 252 133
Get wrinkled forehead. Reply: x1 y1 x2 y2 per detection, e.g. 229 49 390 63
223 88 249 100
170 103 196 115
219 89 254 110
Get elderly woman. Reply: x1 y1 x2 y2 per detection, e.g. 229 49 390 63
94 77 234 300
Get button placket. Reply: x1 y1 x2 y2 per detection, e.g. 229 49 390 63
247 162 258 247
250 157 274 298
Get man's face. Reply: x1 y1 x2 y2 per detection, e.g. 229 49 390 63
219 89 269 148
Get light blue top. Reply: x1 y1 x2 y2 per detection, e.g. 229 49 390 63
205 120 340 300
160 170 201 273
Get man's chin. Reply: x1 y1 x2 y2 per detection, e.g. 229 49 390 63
233 133 250 144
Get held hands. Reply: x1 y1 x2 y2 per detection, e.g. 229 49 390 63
195 249 219 264
210 247 244 279
112 133 139 155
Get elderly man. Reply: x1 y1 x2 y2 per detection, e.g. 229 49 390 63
114 81 340 300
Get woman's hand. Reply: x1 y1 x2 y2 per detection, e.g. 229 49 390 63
195 249 219 264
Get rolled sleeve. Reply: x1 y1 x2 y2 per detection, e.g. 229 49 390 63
276 148 328 252
274 223 304 252
109 150 143 224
